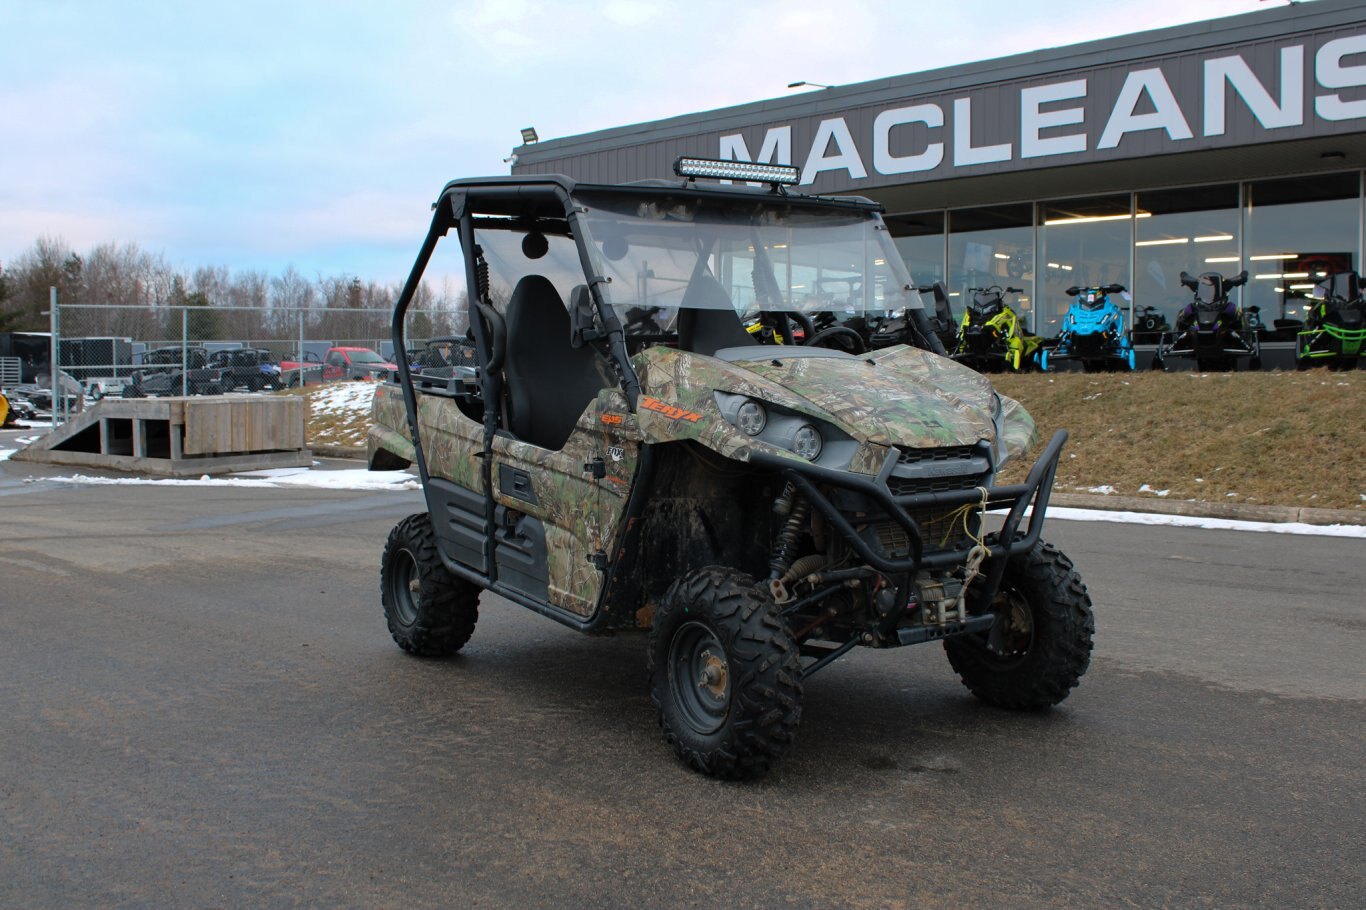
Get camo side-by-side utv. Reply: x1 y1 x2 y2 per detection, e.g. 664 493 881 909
368 157 1094 779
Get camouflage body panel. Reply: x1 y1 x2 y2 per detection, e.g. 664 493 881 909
630 344 1034 472
489 389 642 617
368 384 416 465
368 339 1038 619
997 392 1038 463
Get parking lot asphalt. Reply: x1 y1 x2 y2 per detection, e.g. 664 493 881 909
0 453 1362 909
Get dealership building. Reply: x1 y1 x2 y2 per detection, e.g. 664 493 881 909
512 0 1366 362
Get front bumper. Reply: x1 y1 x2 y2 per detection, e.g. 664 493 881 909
751 430 1068 601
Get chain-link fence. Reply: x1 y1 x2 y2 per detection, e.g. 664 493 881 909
31 298 407 424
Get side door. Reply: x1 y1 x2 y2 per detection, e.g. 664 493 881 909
487 388 642 618
323 350 347 381
466 221 641 618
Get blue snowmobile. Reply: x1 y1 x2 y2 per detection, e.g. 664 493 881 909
1039 283 1135 372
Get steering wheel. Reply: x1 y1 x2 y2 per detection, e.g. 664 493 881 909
804 325 867 354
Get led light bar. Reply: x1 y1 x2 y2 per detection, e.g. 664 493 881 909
673 156 801 185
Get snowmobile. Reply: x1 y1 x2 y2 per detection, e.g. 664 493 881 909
1154 270 1259 371
1296 271 1366 370
1039 284 1135 372
951 285 1042 373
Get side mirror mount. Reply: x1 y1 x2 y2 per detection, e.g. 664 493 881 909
569 286 603 348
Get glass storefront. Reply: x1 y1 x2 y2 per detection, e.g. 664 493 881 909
1135 184 1240 343
886 170 1366 348
1244 173 1360 338
947 204 1033 331
1038 195 1132 337
885 211 944 287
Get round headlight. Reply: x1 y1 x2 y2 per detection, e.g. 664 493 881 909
792 424 822 460
736 399 767 436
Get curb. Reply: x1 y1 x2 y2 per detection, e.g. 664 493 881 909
1051 493 1365 527
309 441 1365 527
310 444 366 460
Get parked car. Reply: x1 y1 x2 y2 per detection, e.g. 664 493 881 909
323 346 398 381
207 348 285 391
280 346 396 383
122 347 230 397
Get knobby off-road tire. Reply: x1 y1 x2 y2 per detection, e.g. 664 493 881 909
944 539 1094 710
648 567 803 780
381 512 479 657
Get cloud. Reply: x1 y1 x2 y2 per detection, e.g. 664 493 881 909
0 0 1279 283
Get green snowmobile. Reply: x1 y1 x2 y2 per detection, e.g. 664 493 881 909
368 157 1094 780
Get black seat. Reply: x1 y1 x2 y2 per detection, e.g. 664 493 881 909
502 275 611 451
676 274 756 356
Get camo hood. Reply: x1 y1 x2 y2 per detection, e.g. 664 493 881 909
631 344 1036 473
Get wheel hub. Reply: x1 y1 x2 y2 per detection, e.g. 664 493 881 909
697 650 728 698
668 622 730 736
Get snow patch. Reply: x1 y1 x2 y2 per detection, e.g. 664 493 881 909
1137 484 1171 497
0 449 12 461
52 468 420 492
1085 484 1117 495
1041 507 1366 539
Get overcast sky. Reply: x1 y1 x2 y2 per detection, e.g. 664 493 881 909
0 0 1283 285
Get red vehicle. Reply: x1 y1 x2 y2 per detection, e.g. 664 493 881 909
280 346 396 383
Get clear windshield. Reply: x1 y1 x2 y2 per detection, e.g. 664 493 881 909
577 191 921 331
1195 275 1222 304
347 350 388 364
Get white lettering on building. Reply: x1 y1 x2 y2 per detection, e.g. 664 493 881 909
1021 80 1088 158
872 104 944 174
1204 46 1304 134
713 34 1366 184
800 118 868 184
1098 68 1193 149
953 97 1012 166
1315 34 1366 121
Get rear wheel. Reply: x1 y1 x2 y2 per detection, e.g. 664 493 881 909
381 513 479 656
648 567 802 780
944 539 1094 710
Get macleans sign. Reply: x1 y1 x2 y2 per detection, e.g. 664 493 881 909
711 31 1366 191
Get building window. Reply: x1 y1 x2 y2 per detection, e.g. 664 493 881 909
1244 173 1360 338
947 204 1033 330
1134 184 1240 343
885 211 945 287
1038 195 1132 338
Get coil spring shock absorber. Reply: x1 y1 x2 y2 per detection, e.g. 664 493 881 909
768 483 811 601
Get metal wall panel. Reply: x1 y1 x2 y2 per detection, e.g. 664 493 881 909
514 4 1366 198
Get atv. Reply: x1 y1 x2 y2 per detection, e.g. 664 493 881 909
950 285 1043 373
1039 284 1135 373
1295 271 1366 370
368 158 1094 780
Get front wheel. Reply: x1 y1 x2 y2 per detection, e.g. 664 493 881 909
944 539 1094 710
381 513 480 656
648 567 803 780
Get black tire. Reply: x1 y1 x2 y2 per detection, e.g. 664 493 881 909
381 513 479 657
648 567 803 780
247 375 264 392
121 384 144 398
944 539 1094 710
